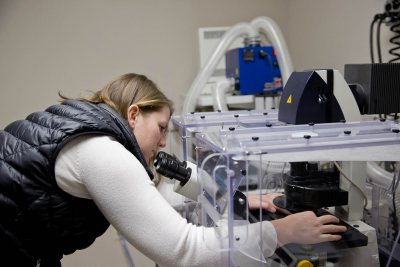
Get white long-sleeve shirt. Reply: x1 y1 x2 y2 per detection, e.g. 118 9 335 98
55 135 277 267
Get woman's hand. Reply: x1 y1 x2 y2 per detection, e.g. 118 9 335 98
270 210 347 246
247 192 283 213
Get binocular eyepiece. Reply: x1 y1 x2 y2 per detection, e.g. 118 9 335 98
154 151 191 186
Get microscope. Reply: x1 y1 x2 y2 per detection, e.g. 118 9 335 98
154 151 250 221
268 161 375 267
154 151 381 267
154 151 200 202
163 65 400 266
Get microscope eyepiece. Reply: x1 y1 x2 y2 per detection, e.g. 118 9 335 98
154 152 191 185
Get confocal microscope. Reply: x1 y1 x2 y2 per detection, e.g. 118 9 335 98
157 64 400 267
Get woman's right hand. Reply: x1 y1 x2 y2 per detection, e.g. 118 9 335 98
270 210 347 246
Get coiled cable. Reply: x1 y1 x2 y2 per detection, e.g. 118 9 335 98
389 20 400 62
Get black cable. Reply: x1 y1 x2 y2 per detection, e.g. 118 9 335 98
390 163 399 240
371 13 387 63
387 164 400 267
370 15 379 63
377 15 385 63
389 20 400 62
392 192 398 237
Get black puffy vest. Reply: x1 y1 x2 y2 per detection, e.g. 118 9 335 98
0 99 153 265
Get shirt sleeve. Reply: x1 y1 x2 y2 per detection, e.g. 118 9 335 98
55 135 277 267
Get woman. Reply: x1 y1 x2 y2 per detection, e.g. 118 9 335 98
0 73 346 267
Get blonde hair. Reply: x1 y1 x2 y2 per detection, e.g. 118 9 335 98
61 73 174 119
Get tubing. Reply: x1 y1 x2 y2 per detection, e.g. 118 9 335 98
182 16 293 115
182 23 257 115
212 78 234 111
367 161 394 188
250 16 294 85
386 228 400 267
119 234 136 267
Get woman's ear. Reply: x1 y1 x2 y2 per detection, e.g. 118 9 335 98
127 104 140 129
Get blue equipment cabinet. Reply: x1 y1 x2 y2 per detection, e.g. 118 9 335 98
225 46 282 95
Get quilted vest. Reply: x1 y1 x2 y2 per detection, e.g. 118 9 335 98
0 99 153 265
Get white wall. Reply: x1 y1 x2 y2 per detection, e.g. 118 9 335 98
0 0 396 266
287 0 394 73
0 0 288 129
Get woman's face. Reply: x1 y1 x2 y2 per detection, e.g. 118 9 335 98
127 105 170 166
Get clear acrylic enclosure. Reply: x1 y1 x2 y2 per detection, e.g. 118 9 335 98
168 111 400 266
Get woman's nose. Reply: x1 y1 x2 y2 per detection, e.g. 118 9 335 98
159 135 166 148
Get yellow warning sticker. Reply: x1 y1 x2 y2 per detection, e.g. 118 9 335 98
287 95 292 104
